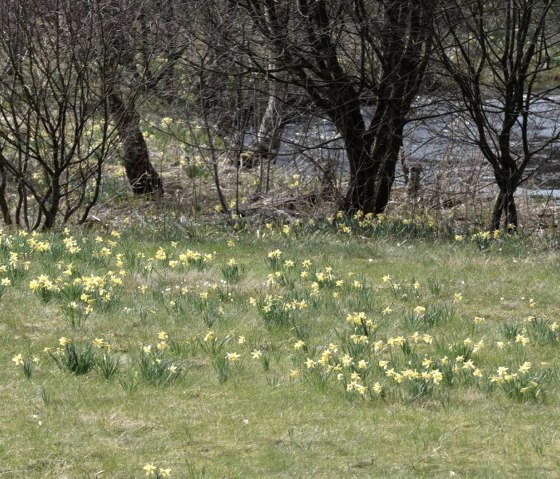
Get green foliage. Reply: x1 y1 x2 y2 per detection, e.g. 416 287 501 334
96 352 121 380
48 342 96 375
220 259 244 283
528 316 560 345
137 349 181 387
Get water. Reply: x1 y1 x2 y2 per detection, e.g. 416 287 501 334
257 95 560 195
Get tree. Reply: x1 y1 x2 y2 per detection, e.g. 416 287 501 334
100 0 164 197
232 0 436 214
0 0 117 229
436 0 560 230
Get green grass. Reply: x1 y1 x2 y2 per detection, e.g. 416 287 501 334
2 220 560 478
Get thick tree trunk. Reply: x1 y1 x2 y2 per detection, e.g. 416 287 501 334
339 102 407 215
491 188 518 232
342 161 378 214
491 167 519 231
374 156 398 215
373 122 406 214
332 94 378 214
340 135 378 214
42 179 60 230
109 92 163 197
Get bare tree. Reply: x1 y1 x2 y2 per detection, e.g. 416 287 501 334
436 0 560 230
170 0 261 213
101 0 164 197
231 0 435 214
0 0 117 229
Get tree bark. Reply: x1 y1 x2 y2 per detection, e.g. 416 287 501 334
491 188 518 231
336 104 376 214
374 145 404 214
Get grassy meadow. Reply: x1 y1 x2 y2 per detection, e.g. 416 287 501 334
2 216 560 478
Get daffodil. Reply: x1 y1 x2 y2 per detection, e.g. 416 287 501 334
226 352 240 362
267 249 282 260
143 463 157 476
462 360 475 370
496 366 509 376
289 369 300 379
341 354 353 367
12 353 23 366
421 358 433 368
518 362 532 374
431 369 443 385
93 338 108 349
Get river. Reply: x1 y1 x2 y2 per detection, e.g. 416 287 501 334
261 95 560 200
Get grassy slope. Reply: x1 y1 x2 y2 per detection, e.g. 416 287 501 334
1 225 560 478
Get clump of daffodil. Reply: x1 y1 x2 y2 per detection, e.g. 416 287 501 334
266 249 283 269
142 463 171 477
12 353 37 379
29 274 59 302
221 258 243 283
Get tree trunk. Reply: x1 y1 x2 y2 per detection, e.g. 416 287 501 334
41 176 61 230
256 83 285 158
374 156 398 215
491 190 518 232
108 92 163 197
342 160 378 214
373 122 406 214
339 101 407 215
332 94 378 214
0 162 12 225
255 64 287 193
